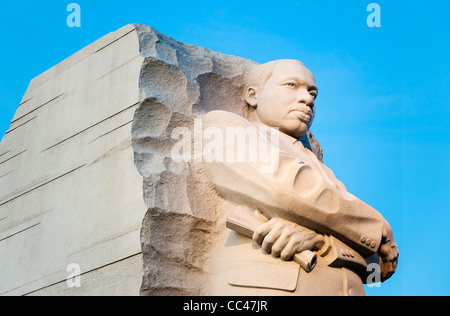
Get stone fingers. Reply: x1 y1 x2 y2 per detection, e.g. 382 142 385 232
253 218 315 260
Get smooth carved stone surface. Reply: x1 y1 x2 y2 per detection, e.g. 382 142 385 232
0 24 147 296
132 25 324 295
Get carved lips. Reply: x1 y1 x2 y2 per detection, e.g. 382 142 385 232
290 106 312 124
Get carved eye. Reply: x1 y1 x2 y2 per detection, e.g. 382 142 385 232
284 81 297 88
309 91 317 100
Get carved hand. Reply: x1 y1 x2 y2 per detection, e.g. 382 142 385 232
253 218 324 261
379 220 399 282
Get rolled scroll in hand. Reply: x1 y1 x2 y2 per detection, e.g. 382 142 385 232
226 206 318 273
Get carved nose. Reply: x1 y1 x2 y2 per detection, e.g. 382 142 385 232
297 91 314 108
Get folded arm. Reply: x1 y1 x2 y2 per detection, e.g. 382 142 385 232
200 111 394 263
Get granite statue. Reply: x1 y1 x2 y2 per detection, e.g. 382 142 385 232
131 26 398 296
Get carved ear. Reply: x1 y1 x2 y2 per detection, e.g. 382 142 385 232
246 86 258 108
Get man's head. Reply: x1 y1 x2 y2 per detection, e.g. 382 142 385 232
244 60 318 139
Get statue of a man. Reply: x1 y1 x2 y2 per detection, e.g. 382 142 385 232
199 59 399 296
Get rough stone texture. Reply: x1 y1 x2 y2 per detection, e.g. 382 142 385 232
131 24 323 295
133 24 253 296
307 132 323 163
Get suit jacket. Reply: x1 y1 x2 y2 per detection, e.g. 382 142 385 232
199 110 384 295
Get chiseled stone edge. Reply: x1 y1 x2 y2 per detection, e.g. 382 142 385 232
131 24 323 295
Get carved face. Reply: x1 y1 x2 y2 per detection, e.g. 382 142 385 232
247 60 318 139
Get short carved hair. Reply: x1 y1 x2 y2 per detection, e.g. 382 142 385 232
241 61 278 116
243 60 280 94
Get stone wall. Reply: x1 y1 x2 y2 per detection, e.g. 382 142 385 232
0 25 146 296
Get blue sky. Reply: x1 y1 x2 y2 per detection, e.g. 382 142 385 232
1 0 449 296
